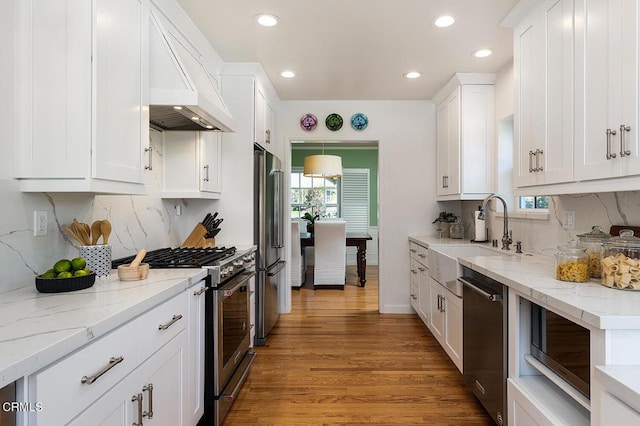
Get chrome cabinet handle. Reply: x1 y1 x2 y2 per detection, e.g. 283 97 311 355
437 294 441 311
410 269 417 274
80 356 124 384
132 393 143 426
158 314 183 330
606 129 617 159
203 164 210 182
143 384 154 419
145 146 153 170
193 286 208 296
265 129 271 144
535 149 544 171
620 125 631 157
418 267 426 272
440 295 445 313
528 150 534 172
410 248 417 253
418 253 426 259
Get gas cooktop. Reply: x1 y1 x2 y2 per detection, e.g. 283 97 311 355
111 246 237 269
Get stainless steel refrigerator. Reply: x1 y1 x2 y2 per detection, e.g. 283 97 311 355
254 144 286 345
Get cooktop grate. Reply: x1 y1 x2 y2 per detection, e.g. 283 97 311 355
111 246 236 269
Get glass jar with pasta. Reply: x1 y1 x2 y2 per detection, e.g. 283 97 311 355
555 240 589 283
601 229 640 289
577 225 611 278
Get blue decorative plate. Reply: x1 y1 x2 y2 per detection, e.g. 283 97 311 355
300 113 318 131
350 113 368 130
325 113 343 131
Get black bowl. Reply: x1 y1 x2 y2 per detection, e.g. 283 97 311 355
35 272 96 293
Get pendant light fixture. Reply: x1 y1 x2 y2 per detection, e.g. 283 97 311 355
303 144 342 178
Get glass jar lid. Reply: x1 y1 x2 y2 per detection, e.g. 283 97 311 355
557 239 587 254
603 229 640 249
577 225 611 242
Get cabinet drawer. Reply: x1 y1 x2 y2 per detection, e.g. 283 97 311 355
29 320 139 426
409 242 428 265
138 291 188 360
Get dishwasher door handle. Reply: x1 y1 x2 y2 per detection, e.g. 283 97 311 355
458 277 502 302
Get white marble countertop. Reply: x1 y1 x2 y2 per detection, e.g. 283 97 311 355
0 268 207 389
595 366 640 413
409 235 640 330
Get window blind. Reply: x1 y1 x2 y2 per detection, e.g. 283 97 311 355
340 168 370 232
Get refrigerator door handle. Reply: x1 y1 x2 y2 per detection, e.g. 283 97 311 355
267 260 286 276
271 169 285 248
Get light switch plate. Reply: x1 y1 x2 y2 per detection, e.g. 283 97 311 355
562 210 575 230
34 211 48 236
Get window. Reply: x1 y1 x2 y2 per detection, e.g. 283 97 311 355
519 196 549 210
290 168 339 219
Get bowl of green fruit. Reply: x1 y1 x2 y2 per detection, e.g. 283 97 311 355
35 257 96 293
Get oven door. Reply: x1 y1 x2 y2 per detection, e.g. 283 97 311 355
213 271 255 395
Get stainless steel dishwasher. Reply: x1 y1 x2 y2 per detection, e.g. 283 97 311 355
458 266 508 426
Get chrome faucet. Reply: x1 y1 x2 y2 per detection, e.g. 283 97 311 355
479 194 512 250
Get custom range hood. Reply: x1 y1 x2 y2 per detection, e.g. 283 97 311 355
149 13 235 132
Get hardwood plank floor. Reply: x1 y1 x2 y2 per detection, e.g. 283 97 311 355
224 266 494 425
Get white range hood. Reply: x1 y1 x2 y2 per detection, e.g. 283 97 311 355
149 12 235 132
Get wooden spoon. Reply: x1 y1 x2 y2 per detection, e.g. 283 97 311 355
91 220 103 245
130 249 147 268
63 225 85 245
101 220 112 245
72 220 91 246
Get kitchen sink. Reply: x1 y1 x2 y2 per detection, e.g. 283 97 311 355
428 245 509 297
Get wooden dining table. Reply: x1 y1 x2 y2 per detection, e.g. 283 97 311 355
300 231 373 287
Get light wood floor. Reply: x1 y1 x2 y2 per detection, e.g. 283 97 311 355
224 266 493 425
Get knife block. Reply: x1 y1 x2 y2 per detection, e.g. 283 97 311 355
181 224 211 248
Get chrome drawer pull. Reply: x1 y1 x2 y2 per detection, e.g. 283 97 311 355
132 393 143 426
203 164 210 182
145 146 153 170
158 314 183 330
193 286 208 296
620 124 631 157
606 129 617 159
528 150 534 172
80 356 124 384
143 383 154 419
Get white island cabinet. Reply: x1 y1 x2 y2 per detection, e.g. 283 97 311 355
14 0 150 194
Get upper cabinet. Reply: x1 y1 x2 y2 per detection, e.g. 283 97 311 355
433 74 496 201
254 86 275 147
575 0 640 181
15 0 150 194
506 0 640 194
513 0 575 188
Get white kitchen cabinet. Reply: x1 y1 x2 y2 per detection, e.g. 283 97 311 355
15 0 150 194
433 74 495 201
513 0 575 188
409 242 429 324
27 290 190 426
255 86 275 146
186 281 207 425
600 390 640 424
507 378 561 426
162 130 222 199
575 0 640 181
429 277 463 372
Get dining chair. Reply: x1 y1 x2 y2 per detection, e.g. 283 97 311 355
313 220 347 289
290 221 305 288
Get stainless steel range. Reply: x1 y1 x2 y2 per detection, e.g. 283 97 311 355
112 245 256 426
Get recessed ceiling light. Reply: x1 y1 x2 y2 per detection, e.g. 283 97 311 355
434 15 455 28
473 48 493 58
173 106 183 110
281 70 296 78
404 71 422 79
191 116 200 121
255 13 279 27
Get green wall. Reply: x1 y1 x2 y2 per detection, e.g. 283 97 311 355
291 147 378 226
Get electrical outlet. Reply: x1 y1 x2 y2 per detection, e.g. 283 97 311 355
562 210 575 230
33 211 48 236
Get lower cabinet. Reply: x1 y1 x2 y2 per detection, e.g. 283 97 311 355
27 287 197 425
600 390 640 424
428 277 463 373
508 378 562 426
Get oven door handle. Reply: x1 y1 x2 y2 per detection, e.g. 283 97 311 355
458 277 502 302
267 260 286 276
219 271 255 297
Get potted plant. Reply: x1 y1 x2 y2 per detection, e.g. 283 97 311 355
302 212 319 234
432 211 458 238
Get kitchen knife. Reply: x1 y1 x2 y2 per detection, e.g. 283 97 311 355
203 213 212 226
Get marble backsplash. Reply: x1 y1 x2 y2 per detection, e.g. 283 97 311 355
461 192 640 254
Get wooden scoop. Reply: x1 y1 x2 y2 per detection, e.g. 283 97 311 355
91 220 103 245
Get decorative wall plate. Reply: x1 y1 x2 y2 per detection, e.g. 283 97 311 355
300 113 318 131
325 113 343 131
350 113 368 130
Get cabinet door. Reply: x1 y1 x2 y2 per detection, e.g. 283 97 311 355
137 331 187 426
255 87 266 145
443 292 463 372
186 282 207 425
576 0 640 180
200 132 222 194
428 278 444 341
93 0 148 184
436 89 461 196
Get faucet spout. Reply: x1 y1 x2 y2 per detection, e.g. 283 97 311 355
481 194 512 250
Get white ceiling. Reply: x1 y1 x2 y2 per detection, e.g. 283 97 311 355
175 0 518 101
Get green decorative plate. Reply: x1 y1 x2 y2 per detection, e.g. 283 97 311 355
325 113 343 131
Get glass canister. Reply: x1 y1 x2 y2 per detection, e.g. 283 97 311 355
450 220 464 239
577 225 611 278
555 240 589 282
601 229 640 289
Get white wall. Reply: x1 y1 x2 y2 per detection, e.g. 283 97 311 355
277 101 436 314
